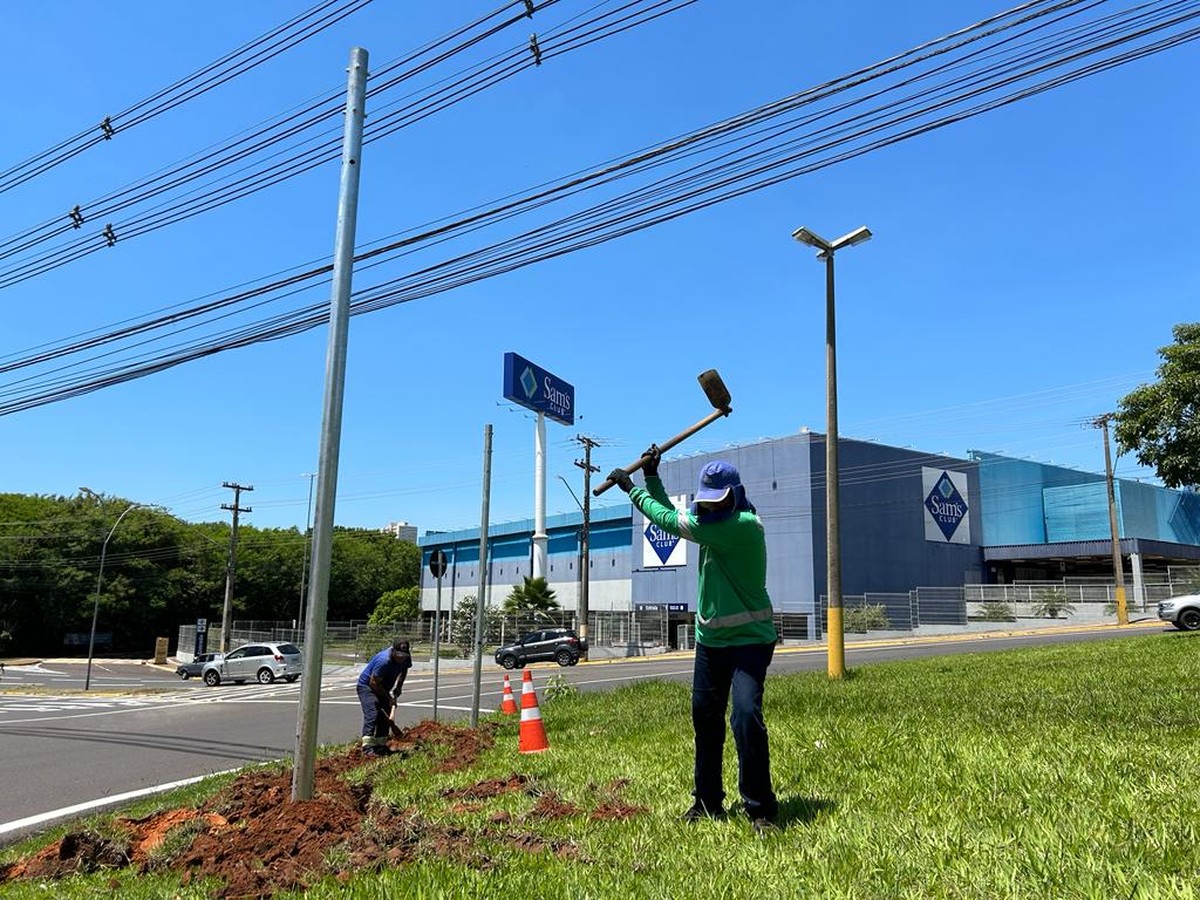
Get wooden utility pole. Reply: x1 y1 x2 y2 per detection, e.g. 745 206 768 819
220 481 254 652
574 435 600 658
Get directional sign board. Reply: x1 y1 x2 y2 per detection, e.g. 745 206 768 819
502 352 574 425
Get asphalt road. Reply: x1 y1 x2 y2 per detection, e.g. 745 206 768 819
0 623 1167 844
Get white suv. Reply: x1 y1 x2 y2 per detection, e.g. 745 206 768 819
202 642 302 685
1158 594 1200 631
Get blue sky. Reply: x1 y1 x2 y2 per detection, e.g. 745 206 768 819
2 1 1196 535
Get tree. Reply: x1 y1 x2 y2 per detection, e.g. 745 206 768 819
1115 323 1200 489
369 587 420 627
450 595 502 657
501 576 560 614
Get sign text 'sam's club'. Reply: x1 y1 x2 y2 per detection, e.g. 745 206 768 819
502 352 575 425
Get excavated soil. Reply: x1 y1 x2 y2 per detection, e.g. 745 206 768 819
0 720 646 898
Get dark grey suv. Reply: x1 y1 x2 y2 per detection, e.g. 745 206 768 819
495 629 587 669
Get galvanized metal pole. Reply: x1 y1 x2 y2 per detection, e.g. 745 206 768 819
470 424 493 727
432 571 443 721
297 471 316 638
293 46 368 802
824 251 846 679
532 412 548 578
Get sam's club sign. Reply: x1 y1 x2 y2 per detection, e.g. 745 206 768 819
503 352 574 425
923 467 970 544
642 494 689 567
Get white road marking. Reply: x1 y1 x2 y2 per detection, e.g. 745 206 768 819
0 769 242 838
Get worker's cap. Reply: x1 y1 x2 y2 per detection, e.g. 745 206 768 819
694 460 741 504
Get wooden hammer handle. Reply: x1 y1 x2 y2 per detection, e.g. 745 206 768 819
593 407 731 496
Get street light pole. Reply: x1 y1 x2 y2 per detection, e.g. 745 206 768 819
85 502 141 691
792 225 872 681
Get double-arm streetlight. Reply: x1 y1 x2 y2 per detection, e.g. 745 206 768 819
80 491 143 691
791 225 872 680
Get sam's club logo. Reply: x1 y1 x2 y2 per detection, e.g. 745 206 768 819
924 471 968 541
644 523 680 564
520 366 538 399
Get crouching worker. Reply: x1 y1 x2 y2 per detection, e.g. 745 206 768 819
356 639 413 756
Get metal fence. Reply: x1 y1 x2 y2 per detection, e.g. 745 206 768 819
175 572 1195 660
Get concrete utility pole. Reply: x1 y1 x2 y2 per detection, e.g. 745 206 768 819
220 482 254 653
293 46 369 803
574 435 600 658
1094 414 1129 625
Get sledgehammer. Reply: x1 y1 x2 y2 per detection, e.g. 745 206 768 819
593 369 732 496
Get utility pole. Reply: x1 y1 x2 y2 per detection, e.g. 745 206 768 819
220 482 254 653
574 435 600 659
1093 414 1128 625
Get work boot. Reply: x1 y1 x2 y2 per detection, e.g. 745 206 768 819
750 816 779 836
681 801 726 822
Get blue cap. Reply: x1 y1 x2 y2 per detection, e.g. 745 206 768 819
695 460 741 504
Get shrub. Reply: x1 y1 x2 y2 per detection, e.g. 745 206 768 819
1031 587 1076 619
842 604 890 633
977 600 1016 622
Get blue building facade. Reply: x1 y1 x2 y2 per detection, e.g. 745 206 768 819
418 433 1200 631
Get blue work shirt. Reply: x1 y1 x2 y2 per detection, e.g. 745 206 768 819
356 647 411 690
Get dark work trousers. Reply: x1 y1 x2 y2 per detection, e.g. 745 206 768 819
356 684 390 746
691 640 778 820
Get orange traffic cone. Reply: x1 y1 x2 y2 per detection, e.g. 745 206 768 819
518 669 550 754
499 673 518 715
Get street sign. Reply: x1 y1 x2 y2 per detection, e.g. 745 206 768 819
196 618 208 633
429 549 448 579
502 352 575 425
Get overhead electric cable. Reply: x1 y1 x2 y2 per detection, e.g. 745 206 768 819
1 0 1195 415
0 0 376 195
0 0 695 291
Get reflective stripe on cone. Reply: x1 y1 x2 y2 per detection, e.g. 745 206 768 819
500 674 518 714
518 668 549 753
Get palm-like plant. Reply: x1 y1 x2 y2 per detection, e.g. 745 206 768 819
1031 587 1076 619
502 576 560 614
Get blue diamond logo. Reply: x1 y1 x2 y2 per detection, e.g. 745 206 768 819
644 522 680 564
520 366 538 399
925 471 967 540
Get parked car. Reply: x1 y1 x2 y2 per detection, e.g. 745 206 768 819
202 642 302 686
1158 594 1200 631
175 652 222 680
494 628 587 669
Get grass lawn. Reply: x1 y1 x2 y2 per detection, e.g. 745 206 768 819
2 632 1197 898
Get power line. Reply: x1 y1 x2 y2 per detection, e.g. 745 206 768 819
0 0 376 196
1 0 1195 415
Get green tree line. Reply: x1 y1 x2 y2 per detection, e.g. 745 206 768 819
0 492 419 656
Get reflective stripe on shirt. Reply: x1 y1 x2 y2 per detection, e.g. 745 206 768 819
675 510 693 539
696 606 774 629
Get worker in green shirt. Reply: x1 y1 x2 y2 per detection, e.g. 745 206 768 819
609 447 779 833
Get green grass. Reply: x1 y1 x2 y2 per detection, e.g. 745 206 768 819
4 633 1199 898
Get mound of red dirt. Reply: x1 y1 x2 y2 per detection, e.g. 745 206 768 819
0 720 645 898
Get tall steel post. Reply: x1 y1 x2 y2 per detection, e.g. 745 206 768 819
823 251 846 679
574 435 599 658
470 424 494 727
432 570 443 721
293 46 369 802
532 412 548 578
